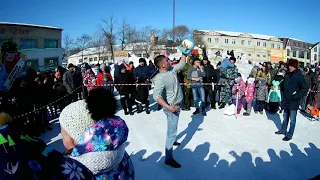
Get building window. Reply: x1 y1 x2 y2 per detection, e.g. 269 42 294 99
248 54 251 56
271 44 275 48
89 58 93 62
241 40 245 45
293 42 296 46
248 41 251 45
79 59 83 63
207 38 212 43
314 47 318 53
307 52 310 59
314 54 317 61
299 51 305 58
297 42 300 47
232 39 236 44
257 42 261 46
44 39 58 48
257 54 260 57
143 53 148 57
277 44 281 49
215 38 219 43
94 57 97 61
293 50 296 57
263 55 266 58
287 49 290 56
20 39 37 49
225 39 228 44
84 57 88 60
99 57 103 60
263 42 267 47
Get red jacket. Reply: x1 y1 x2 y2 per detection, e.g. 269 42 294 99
96 72 113 86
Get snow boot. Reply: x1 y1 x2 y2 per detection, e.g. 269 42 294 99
145 101 150 114
219 103 226 109
193 109 200 115
124 109 129 115
243 112 250 116
275 131 285 135
137 104 143 114
165 159 181 168
259 111 263 115
282 137 292 141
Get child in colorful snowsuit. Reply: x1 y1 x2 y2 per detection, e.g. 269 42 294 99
254 77 269 114
232 75 246 114
267 80 282 114
243 76 256 116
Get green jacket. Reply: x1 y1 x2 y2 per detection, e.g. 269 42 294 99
183 63 192 88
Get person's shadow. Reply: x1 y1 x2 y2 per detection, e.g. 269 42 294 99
266 111 282 130
130 141 320 180
175 114 205 150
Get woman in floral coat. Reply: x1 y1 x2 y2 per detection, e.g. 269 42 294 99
83 64 97 92
59 87 134 180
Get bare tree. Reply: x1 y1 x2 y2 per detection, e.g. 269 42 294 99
193 30 206 47
100 16 117 61
116 20 138 50
173 25 190 43
134 26 153 57
62 35 74 64
90 33 106 62
76 34 92 62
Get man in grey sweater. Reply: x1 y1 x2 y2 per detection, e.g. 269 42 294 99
152 52 187 168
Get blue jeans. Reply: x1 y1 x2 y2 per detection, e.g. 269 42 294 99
192 86 205 110
163 108 180 160
280 109 297 138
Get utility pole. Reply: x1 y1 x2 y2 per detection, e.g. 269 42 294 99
173 0 176 43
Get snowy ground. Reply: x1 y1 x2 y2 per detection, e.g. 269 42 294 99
40 60 320 180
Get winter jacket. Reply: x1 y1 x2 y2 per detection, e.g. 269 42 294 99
203 63 215 83
69 116 135 179
255 79 268 101
256 71 271 86
245 77 255 102
183 62 192 88
83 69 96 92
115 72 135 95
232 78 246 99
63 71 75 94
0 125 95 180
250 65 260 78
220 59 234 69
283 69 308 110
187 66 206 86
97 72 113 86
268 89 282 103
134 65 153 82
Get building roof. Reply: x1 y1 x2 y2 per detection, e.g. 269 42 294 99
0 22 62 30
198 30 278 40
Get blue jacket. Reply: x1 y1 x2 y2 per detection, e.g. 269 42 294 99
220 59 235 69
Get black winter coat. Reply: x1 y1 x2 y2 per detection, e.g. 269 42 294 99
115 72 135 95
203 63 215 83
283 69 308 110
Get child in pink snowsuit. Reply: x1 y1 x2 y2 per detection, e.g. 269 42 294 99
243 75 256 116
232 75 246 114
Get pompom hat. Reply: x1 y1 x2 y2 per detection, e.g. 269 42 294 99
59 100 94 141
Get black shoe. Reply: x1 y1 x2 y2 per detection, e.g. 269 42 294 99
129 111 134 115
146 110 150 114
165 159 181 168
124 111 129 115
192 109 200 115
219 103 225 109
275 131 285 135
173 142 181 146
243 112 250 116
282 137 292 141
137 105 143 113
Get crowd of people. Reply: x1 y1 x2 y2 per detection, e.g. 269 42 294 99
0 39 319 178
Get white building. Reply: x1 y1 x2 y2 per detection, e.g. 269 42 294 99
311 42 320 64
68 42 167 66
194 30 284 62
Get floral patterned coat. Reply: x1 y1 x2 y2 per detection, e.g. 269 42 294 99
245 78 256 102
83 69 96 92
70 116 134 180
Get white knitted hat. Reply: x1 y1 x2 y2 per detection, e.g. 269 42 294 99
59 100 94 141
